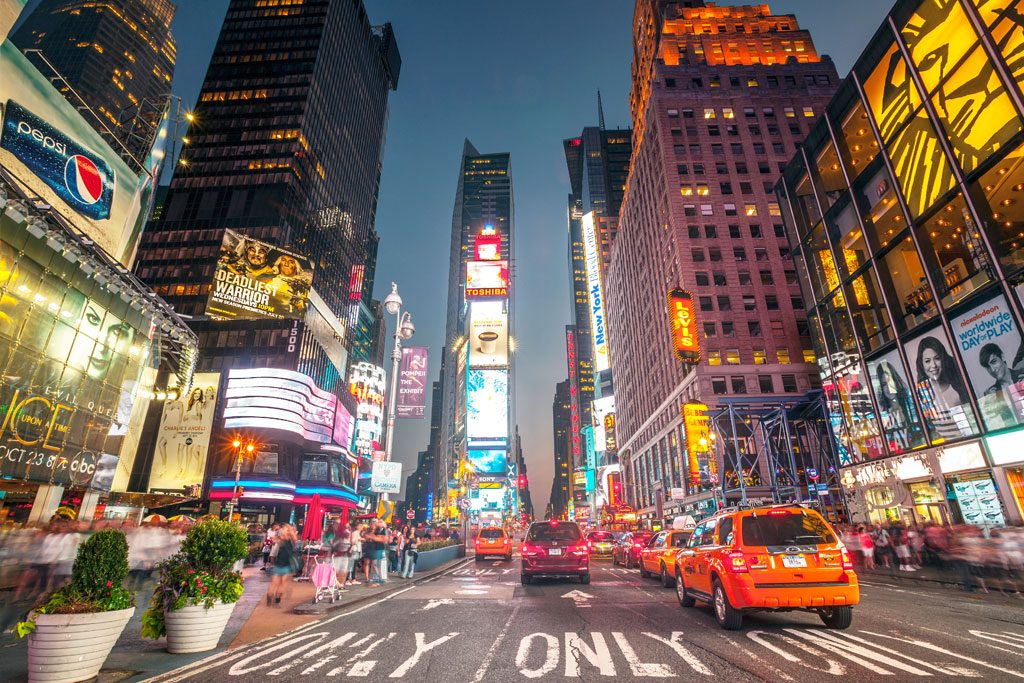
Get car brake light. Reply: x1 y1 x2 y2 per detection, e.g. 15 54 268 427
840 547 854 571
726 550 749 573
767 509 792 516
570 544 589 556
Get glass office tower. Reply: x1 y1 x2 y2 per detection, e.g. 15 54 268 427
776 0 1024 526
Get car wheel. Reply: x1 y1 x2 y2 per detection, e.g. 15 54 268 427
505 554 512 562
474 555 483 562
675 570 696 607
660 563 674 588
819 606 853 630
521 574 532 585
579 572 591 585
712 580 743 630
639 562 650 578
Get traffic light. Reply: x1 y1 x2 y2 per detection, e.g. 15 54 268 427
518 475 527 488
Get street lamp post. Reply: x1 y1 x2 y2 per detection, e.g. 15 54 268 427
226 439 253 521
381 283 414 503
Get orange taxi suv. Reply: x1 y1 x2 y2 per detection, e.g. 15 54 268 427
638 528 692 588
673 504 858 630
474 527 513 561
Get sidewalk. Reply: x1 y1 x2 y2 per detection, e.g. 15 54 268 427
859 563 1023 596
0 555 470 682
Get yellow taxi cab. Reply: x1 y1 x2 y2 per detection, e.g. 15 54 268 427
673 504 859 630
474 527 513 561
638 526 693 587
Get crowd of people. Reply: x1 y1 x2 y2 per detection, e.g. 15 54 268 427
838 521 1024 593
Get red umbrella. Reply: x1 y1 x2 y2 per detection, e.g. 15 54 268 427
301 493 324 542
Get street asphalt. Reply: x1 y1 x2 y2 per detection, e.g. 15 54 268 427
141 554 1024 682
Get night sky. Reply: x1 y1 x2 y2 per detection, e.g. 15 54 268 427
168 0 895 512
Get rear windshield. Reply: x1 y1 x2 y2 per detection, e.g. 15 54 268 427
480 529 505 539
741 512 836 546
528 523 582 542
587 532 614 541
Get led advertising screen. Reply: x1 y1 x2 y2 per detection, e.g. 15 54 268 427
592 396 616 453
469 301 508 368
223 368 336 443
332 400 355 450
149 373 220 492
466 369 508 442
466 260 509 299
206 229 314 321
582 212 609 372
349 362 385 456
470 485 506 511
668 288 700 362
475 228 501 260
397 346 428 419
468 449 508 476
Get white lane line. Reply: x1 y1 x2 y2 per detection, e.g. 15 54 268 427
829 631 975 677
786 629 932 676
862 631 1024 679
612 632 673 677
967 630 1024 654
642 631 713 676
718 636 796 682
471 602 522 682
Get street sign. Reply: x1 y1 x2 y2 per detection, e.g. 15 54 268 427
807 468 819 481
406 508 415 520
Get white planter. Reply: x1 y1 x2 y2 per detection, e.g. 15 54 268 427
27 607 135 683
163 601 236 653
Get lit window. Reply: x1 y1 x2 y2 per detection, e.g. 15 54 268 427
696 184 709 196
784 107 796 118
777 348 791 364
707 350 722 366
725 349 741 365
745 204 758 216
802 348 816 363
704 108 716 119
753 349 767 365
803 107 815 117
722 107 735 119
768 202 781 216
680 186 694 196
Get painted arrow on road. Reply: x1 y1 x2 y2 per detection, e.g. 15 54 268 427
561 590 594 607
419 599 454 611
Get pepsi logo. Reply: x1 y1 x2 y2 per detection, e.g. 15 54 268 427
64 154 104 206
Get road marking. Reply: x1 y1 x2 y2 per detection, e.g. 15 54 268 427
279 632 359 675
827 631 977 677
612 632 673 677
420 599 454 611
565 632 615 677
862 631 1024 679
516 633 560 679
388 632 459 678
561 589 594 607
718 636 795 682
642 632 712 675
471 602 522 682
747 630 846 675
456 589 488 595
785 629 931 676
969 630 1024 654
329 632 396 677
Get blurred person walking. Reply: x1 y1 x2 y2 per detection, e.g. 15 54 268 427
330 521 353 588
400 527 418 579
267 524 298 606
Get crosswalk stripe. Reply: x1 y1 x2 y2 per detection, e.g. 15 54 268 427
832 631 973 677
862 631 1024 679
783 630 902 675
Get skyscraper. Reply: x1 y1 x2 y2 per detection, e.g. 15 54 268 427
129 0 400 520
439 141 515 526
607 0 838 525
551 379 572 519
11 0 177 161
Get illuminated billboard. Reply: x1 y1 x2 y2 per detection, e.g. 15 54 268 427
349 362 385 456
149 373 220 492
474 227 501 261
466 369 508 442
592 395 616 453
332 401 355 450
470 485 506 511
206 229 314 321
683 403 712 487
223 368 335 443
397 346 429 418
668 288 700 362
348 264 365 301
469 301 508 367
466 260 509 299
468 449 508 476
582 212 609 372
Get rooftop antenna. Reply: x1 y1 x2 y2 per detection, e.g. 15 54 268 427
597 90 606 130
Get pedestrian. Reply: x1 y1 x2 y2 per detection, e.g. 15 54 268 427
261 523 281 571
387 529 400 574
267 524 298 606
400 527 418 578
874 524 893 569
892 524 915 572
858 525 875 570
330 522 353 588
348 521 363 585
367 520 389 585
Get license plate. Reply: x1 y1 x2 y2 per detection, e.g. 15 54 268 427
548 548 562 556
782 555 806 568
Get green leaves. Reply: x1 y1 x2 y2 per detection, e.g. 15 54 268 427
14 620 36 638
179 520 248 572
70 529 129 597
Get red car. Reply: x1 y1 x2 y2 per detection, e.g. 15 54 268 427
521 520 590 585
612 531 653 568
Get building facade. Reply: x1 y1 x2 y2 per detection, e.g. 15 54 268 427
11 0 177 161
608 0 839 526
776 0 1024 526
438 141 516 526
129 0 400 524
550 379 572 519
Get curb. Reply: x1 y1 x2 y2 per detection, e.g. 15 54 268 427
291 555 472 615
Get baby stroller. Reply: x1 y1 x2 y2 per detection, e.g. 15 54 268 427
311 555 344 603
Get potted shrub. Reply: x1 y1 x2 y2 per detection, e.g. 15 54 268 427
17 529 135 683
141 519 247 653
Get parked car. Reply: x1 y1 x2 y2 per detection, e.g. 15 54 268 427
612 531 653 568
639 529 692 587
521 520 590 585
673 504 859 630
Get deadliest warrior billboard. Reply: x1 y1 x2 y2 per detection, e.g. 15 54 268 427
206 230 314 321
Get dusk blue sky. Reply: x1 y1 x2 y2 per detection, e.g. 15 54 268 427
167 0 895 512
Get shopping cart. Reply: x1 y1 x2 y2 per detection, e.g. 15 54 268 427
311 555 344 603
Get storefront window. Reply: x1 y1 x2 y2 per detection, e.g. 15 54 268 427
976 0 1024 103
829 197 869 280
805 222 838 301
901 0 978 96
970 142 1024 274
907 481 947 525
794 171 822 230
845 266 893 352
814 140 848 209
865 485 902 525
839 101 880 180
916 193 996 308
819 290 859 356
876 235 937 331
905 328 980 444
867 348 928 454
853 161 909 252
822 359 885 464
948 472 1005 526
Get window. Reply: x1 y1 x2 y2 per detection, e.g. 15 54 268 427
724 203 737 216
768 124 780 136
796 320 810 336
755 248 768 261
779 246 790 258
703 322 717 337
759 269 773 285
689 144 701 155
765 295 779 310
696 184 710 196
688 225 700 238
681 186 695 197
721 182 734 195
722 107 735 119
753 348 767 365
749 321 762 336
731 143 744 154
682 108 693 118
754 143 766 154
772 142 786 154
704 107 716 119
731 376 748 393
748 125 762 136
788 123 801 135
701 204 714 216
686 126 698 136
710 74 721 87
784 269 798 284
770 320 785 336
722 321 735 337
816 74 831 86
694 271 709 286
671 127 683 137
791 296 804 309
738 271 752 286
684 204 697 216
666 78 676 88
711 143 725 155
707 350 722 365
785 75 796 86
740 182 753 195
802 348 816 363
743 107 755 118
729 225 741 238
736 161 749 173
745 203 758 216
716 161 729 174
781 374 798 392
691 247 705 261
749 224 762 238
784 106 796 118
668 108 679 118
777 348 791 364
774 224 786 238
767 76 779 87
731 76 742 87
734 247 747 261
717 295 732 311
747 77 759 87
704 224 717 238
712 376 728 395
699 296 714 312
713 271 727 286
674 144 686 156
758 161 771 173
758 375 775 393
693 162 705 174
803 106 815 117
743 294 757 310
726 125 739 137
677 164 689 175
708 125 720 136
763 181 775 193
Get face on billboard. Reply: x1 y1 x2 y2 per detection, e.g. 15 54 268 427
466 260 509 298
468 449 507 476
466 369 508 441
904 329 979 444
866 349 927 455
950 293 1024 431
150 372 219 492
206 229 314 321
469 301 508 367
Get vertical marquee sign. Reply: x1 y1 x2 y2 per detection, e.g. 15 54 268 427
565 328 582 466
668 287 700 363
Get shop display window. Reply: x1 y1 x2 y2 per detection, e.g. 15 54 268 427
876 235 937 331
916 193 996 308
829 197 870 280
814 140 848 210
907 481 947 525
901 0 978 96
805 222 838 301
845 266 894 353
853 161 907 252
839 101 880 180
865 485 902 525
971 142 1024 274
823 360 884 464
868 349 928 454
948 472 1005 526
794 170 822 230
819 290 860 357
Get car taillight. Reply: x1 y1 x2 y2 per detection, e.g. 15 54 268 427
726 550 749 573
570 544 589 556
633 542 643 548
767 509 792 516
521 543 538 556
840 547 854 571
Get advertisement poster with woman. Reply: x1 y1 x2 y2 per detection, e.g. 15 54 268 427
949 294 1024 430
904 329 979 443
149 373 220 492
867 349 927 453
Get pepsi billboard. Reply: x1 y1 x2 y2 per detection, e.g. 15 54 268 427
1 100 115 220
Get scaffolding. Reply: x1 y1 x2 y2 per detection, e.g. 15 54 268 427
707 391 849 523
